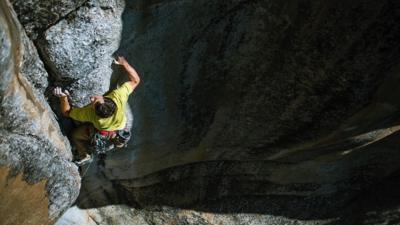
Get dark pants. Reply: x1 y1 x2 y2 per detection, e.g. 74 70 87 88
71 124 93 158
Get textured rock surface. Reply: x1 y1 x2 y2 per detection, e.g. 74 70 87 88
56 205 335 225
36 0 124 107
10 0 88 40
0 168 53 225
84 0 400 184
92 0 400 180
58 169 400 225
0 0 80 220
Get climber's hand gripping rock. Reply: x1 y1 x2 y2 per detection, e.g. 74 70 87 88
53 87 70 98
52 87 71 117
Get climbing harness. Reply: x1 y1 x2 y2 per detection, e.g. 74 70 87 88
90 128 131 154
80 157 93 177
90 130 116 154
79 127 131 178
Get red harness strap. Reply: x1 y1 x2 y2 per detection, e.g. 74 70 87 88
97 130 117 138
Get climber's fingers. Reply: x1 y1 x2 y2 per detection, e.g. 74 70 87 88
64 90 70 96
113 59 120 65
53 87 68 98
113 55 127 65
52 87 60 97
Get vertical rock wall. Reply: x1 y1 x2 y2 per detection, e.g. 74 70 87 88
0 0 80 220
36 0 125 107
0 168 52 225
96 0 400 180
84 1 400 224
10 0 87 40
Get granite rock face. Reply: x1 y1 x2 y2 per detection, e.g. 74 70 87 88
0 168 53 225
0 0 80 220
97 0 400 182
36 0 125 107
5 0 400 224
56 205 335 225
10 0 88 40
123 0 399 164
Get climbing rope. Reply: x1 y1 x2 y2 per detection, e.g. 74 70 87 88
80 155 94 178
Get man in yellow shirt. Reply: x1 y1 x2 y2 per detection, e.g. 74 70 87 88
53 56 140 165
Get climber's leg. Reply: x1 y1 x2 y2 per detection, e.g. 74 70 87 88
71 124 92 160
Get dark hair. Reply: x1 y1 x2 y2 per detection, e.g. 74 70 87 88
95 97 116 118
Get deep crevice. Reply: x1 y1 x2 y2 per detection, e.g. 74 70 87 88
40 0 91 35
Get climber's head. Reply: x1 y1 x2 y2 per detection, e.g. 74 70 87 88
90 95 116 118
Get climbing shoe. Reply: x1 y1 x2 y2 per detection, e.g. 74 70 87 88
74 154 92 166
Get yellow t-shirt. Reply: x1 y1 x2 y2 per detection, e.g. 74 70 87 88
70 82 133 131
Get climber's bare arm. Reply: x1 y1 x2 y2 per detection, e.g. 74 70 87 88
53 87 71 117
114 55 141 91
60 97 71 117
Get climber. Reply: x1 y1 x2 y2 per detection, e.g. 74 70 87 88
53 55 141 165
